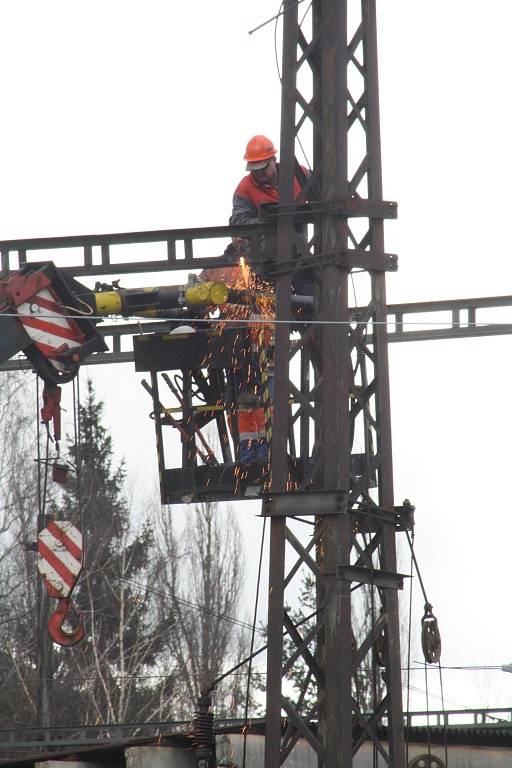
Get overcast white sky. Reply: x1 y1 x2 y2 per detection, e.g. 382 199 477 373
2 0 512 715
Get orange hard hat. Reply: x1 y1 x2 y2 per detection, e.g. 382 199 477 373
244 135 277 170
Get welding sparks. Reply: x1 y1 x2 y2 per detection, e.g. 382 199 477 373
240 256 251 290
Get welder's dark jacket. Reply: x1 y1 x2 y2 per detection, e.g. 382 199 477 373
229 164 308 225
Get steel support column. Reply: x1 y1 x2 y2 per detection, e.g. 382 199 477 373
264 2 300 765
264 1 406 766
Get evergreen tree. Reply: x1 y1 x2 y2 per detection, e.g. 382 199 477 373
52 380 170 725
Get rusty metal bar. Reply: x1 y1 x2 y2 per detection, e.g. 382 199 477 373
264 1 300 765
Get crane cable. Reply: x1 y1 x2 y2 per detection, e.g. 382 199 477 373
36 376 51 526
405 531 448 767
241 516 267 768
72 376 84 533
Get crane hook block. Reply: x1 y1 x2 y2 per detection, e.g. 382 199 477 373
48 597 85 647
37 520 86 647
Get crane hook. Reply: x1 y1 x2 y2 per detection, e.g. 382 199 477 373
48 596 85 647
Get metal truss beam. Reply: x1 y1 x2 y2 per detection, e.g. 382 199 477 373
0 224 274 278
3 295 511 374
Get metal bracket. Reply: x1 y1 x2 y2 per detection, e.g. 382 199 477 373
353 500 415 530
259 199 398 222
337 565 408 590
262 490 348 517
261 247 397 277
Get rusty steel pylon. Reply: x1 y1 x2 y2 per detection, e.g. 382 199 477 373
263 1 408 766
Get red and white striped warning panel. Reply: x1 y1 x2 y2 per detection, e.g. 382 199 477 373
17 287 85 372
37 520 83 598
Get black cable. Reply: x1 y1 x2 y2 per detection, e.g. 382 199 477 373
36 377 42 525
406 529 448 761
211 609 318 690
419 664 512 671
405 529 414 767
438 660 449 767
424 660 432 762
120 577 265 636
35 378 50 525
72 376 83 532
248 0 307 35
350 273 359 309
242 516 267 768
370 573 377 768
0 670 265 686
404 530 429 605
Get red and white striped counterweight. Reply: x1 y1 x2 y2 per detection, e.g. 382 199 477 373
0 261 107 385
37 520 83 598
16 284 86 375
37 520 86 647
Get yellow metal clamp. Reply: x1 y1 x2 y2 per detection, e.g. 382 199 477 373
93 281 229 316
184 282 229 306
93 291 123 315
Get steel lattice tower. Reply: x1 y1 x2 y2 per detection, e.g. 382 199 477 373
264 1 406 765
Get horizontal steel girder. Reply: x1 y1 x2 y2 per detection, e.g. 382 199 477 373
0 224 275 278
2 293 511 374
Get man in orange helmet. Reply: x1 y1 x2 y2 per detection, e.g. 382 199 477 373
229 134 305 225
201 135 307 464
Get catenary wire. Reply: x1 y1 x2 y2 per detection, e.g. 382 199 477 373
0 309 509 329
0 662 508 685
412 663 512 671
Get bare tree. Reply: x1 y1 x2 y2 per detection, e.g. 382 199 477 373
0 378 252 727
50 381 174 726
0 372 42 726
280 542 415 716
59 517 177 725
0 373 38 563
154 501 250 718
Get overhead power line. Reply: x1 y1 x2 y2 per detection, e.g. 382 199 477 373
413 662 512 672
0 309 511 329
120 577 266 636
248 1 307 35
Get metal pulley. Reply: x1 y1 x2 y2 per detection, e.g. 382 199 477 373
409 755 445 768
37 520 85 647
421 602 442 664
